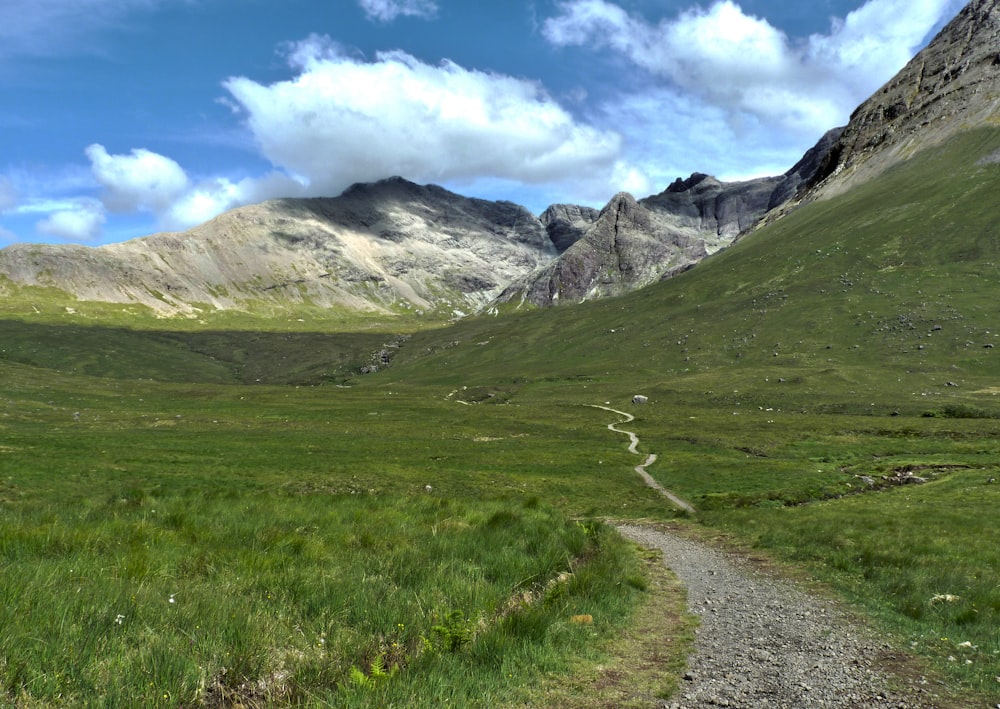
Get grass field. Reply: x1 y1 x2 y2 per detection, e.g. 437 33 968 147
0 366 687 706
3 128 1000 704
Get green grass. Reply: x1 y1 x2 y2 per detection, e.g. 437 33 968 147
0 367 681 706
0 488 649 706
4 127 1000 703
707 470 1000 696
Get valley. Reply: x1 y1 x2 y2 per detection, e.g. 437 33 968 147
2 127 999 706
3 1 1000 704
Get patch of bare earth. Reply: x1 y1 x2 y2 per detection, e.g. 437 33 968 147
513 547 696 708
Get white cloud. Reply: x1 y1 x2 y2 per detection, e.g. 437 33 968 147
544 0 961 137
163 172 305 229
357 0 438 23
808 0 967 94
87 144 190 213
84 143 307 231
606 88 821 194
223 36 626 199
35 199 106 242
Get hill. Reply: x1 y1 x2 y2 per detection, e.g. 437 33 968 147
2 1 1000 705
0 140 839 320
0 178 557 320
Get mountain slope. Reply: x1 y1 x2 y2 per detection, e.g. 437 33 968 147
805 0 1000 200
378 0 1000 396
389 125 1000 401
496 128 844 307
0 143 842 319
0 177 555 318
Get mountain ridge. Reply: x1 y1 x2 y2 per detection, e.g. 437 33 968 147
0 159 830 317
1 1 993 319
803 0 1000 200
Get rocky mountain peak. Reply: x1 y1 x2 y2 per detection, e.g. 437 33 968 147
807 0 1000 197
600 192 650 232
540 204 600 253
666 173 715 193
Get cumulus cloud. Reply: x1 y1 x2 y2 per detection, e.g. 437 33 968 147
163 172 305 229
84 143 307 231
543 0 961 137
87 144 190 214
357 0 438 23
35 199 106 242
223 35 626 199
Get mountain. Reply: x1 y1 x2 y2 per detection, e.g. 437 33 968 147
387 0 1000 390
804 0 1000 200
0 177 556 318
0 159 827 318
495 128 843 308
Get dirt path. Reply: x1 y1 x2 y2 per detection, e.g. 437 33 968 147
588 405 946 707
617 525 946 708
589 405 696 515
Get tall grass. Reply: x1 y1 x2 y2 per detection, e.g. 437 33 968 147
0 487 647 706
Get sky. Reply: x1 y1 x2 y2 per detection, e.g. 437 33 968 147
0 0 968 246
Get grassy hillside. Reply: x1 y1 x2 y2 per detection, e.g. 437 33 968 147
392 127 1000 397
2 128 1000 704
383 126 1000 699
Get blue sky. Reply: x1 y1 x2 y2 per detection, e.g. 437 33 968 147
0 0 967 246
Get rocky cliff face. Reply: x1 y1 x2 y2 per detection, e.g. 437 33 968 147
539 204 601 253
495 193 709 307
497 126 844 308
642 173 782 240
806 0 1000 199
0 177 556 317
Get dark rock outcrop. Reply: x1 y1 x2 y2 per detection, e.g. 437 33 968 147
497 126 844 308
642 173 782 239
806 0 1000 198
495 193 709 306
540 204 601 253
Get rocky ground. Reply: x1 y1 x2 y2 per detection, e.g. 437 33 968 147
618 525 955 709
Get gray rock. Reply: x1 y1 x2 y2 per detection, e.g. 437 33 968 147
805 0 1000 199
0 177 558 318
540 203 600 253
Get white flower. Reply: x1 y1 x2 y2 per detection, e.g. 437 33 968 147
168 594 176 604
114 614 125 625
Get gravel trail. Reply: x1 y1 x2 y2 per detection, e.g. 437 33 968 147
617 525 947 708
590 405 947 707
589 405 696 514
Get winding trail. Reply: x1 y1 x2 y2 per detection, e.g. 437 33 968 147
589 405 943 707
589 405 696 514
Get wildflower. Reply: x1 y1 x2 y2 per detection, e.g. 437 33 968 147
115 614 125 625
168 594 176 604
